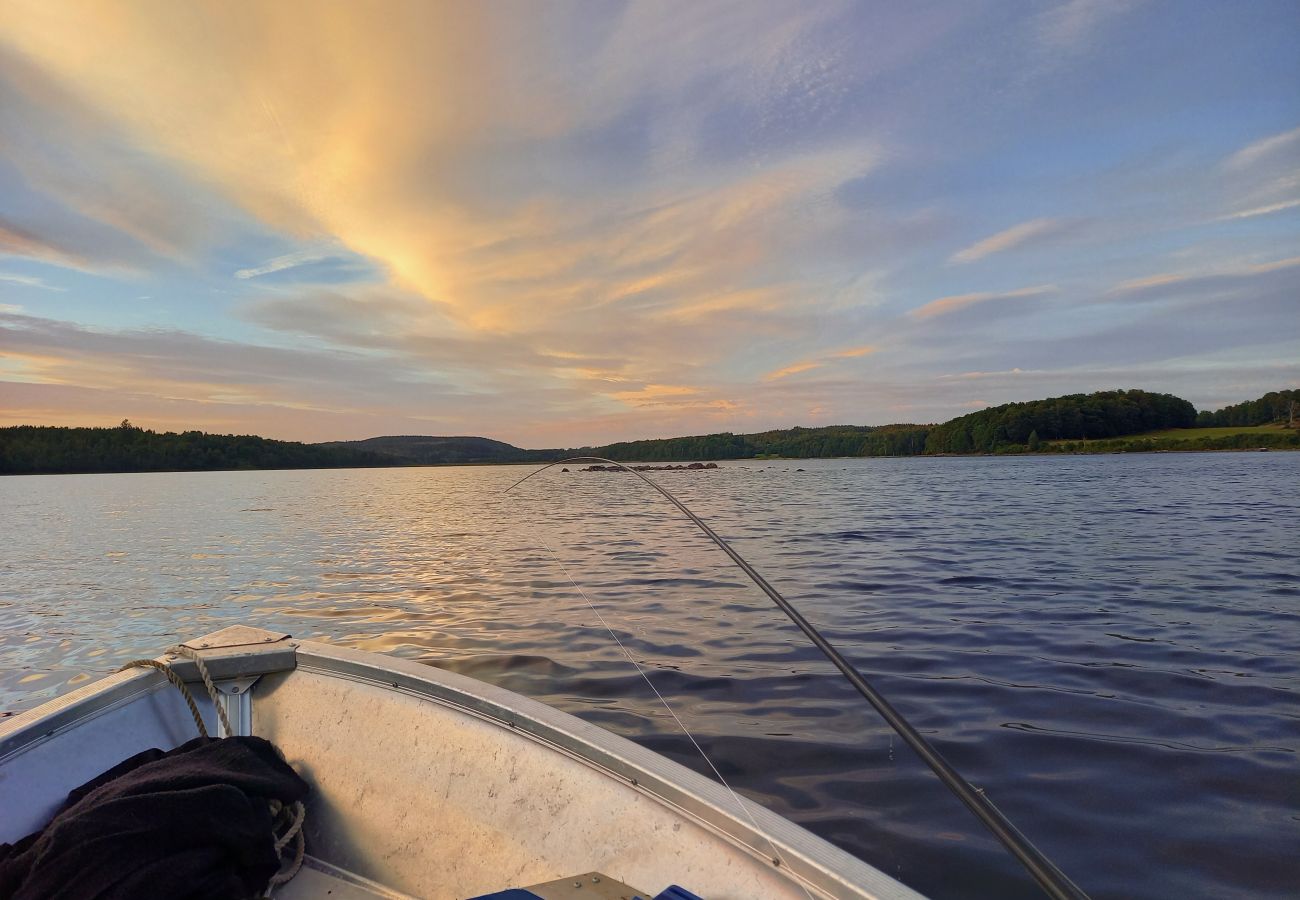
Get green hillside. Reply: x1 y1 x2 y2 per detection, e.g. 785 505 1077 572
320 435 559 465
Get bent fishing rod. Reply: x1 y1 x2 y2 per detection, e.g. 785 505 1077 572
508 457 1088 900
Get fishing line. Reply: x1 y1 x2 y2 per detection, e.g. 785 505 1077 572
517 505 816 900
507 457 1089 900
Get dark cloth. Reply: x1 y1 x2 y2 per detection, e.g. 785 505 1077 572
0 736 309 900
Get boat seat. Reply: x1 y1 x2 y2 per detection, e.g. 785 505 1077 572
276 862 702 900
469 871 702 899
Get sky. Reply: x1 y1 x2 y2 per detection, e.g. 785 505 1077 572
0 1 1297 447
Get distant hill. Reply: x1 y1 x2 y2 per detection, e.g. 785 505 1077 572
319 435 563 465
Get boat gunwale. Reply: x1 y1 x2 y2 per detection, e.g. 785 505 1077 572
0 667 169 762
1 637 297 761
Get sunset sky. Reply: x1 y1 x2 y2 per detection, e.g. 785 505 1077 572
1 1 1297 446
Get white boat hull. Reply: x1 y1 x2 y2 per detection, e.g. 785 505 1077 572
0 627 922 900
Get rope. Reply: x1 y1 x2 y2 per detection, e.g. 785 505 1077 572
119 649 305 896
118 659 209 737
265 799 307 893
172 645 233 738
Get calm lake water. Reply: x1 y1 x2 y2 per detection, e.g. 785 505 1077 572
2 454 1297 898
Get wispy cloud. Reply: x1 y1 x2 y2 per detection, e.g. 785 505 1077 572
831 345 876 359
1107 256 1300 297
949 218 1065 264
1035 0 1140 53
910 285 1057 320
941 367 1028 381
0 271 65 291
235 249 332 280
1216 198 1300 221
763 360 823 382
1223 125 1300 171
763 345 876 382
607 383 727 410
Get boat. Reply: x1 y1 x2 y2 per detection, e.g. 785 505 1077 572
0 624 923 900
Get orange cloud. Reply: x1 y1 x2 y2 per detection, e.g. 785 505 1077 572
763 360 823 381
831 345 876 359
910 285 1056 319
949 218 1063 264
763 344 877 381
1107 256 1300 295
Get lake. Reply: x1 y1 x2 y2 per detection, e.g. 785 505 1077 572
2 453 1297 898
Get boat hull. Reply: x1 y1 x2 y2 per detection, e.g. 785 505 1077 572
1 628 921 900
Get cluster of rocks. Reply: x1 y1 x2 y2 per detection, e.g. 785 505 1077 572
574 462 720 472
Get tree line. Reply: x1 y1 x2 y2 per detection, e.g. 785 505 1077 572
3 388 1295 474
1196 390 1298 428
920 389 1196 454
590 390 1202 459
0 421 387 475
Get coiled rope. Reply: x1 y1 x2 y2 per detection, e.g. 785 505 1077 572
119 647 306 894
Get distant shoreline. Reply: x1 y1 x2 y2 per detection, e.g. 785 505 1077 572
4 387 1296 475
2 443 1294 478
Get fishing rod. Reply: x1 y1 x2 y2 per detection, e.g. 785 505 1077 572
507 457 1089 900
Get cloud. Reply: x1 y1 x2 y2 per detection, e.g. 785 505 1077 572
762 344 876 381
0 219 84 269
831 345 876 359
0 308 631 441
1216 198 1300 221
0 42 224 269
0 215 152 274
763 360 823 382
606 383 729 410
235 249 333 280
0 271 64 291
1223 125 1300 171
1106 256 1300 298
1035 0 1140 53
0 3 872 327
910 285 1057 320
949 218 1065 264
941 367 1028 380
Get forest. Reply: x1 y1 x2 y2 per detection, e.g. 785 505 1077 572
0 422 387 475
1195 390 1298 427
920 389 1196 454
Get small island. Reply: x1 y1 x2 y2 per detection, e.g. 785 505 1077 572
580 462 720 472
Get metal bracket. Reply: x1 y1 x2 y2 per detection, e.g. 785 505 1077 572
214 675 261 737
215 676 259 697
